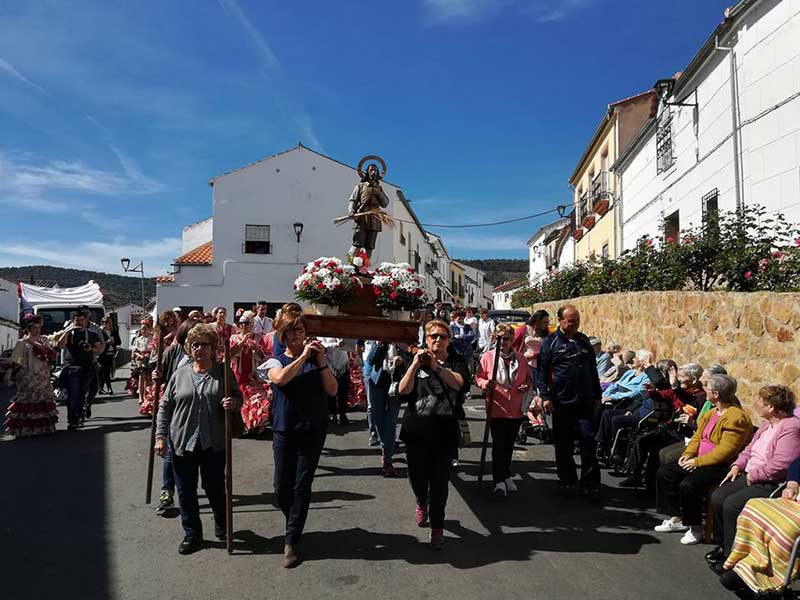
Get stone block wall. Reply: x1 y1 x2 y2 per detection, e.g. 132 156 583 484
527 291 800 418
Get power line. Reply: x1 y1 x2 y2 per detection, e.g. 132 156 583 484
392 205 567 229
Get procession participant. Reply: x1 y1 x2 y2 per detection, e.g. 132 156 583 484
155 324 241 555
252 301 274 339
269 302 302 358
536 305 602 496
263 311 337 568
140 310 180 416
320 337 352 426
464 308 478 330
212 307 234 361
476 324 532 497
476 308 495 355
77 305 106 418
56 311 104 429
153 319 200 514
4 315 59 437
98 316 121 395
187 310 203 323
132 316 155 407
230 311 271 434
202 312 214 324
399 319 469 550
366 341 408 476
173 307 185 323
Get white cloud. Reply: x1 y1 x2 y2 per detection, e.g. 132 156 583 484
0 57 49 95
423 0 596 24
436 231 529 252
217 0 280 70
0 237 182 276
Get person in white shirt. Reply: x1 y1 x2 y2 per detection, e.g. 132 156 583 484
464 308 478 329
477 308 496 354
252 301 274 339
320 337 353 425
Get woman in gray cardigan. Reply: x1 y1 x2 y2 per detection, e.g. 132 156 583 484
155 324 241 555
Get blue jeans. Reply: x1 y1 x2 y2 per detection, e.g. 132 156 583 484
162 439 175 494
367 382 400 460
365 376 377 434
273 428 326 546
64 368 92 424
172 447 226 539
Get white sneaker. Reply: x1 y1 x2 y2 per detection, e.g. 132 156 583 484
494 482 507 497
505 477 518 492
654 519 689 533
680 527 703 545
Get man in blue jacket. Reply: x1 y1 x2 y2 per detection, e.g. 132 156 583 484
536 305 602 495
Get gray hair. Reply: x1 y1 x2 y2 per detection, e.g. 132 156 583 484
606 340 621 353
679 362 703 382
707 374 738 403
622 350 636 364
706 363 728 376
636 349 653 363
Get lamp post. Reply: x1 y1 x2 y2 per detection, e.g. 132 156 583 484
293 222 304 263
120 257 146 311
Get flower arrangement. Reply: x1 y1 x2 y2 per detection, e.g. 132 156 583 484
371 262 427 311
348 248 371 275
294 256 362 306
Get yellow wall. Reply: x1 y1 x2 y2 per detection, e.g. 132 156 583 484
450 262 465 304
572 120 621 260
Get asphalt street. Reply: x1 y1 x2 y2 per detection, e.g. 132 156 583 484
0 375 769 600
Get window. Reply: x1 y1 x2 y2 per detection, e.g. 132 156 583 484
664 210 679 243
702 189 719 227
414 246 421 273
399 221 405 244
233 302 256 316
656 109 675 174
243 224 270 254
601 149 609 173
601 243 609 259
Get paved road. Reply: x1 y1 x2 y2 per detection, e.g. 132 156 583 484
1 376 761 600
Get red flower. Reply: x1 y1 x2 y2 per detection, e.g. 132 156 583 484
407 268 414 273
373 286 381 296
327 261 337 268
645 239 653 246
744 271 753 280
303 280 311 287
391 280 400 288
389 291 398 300
610 270 616 277
317 282 326 289
314 260 322 266
666 236 675 244
414 288 423 296
335 267 343 274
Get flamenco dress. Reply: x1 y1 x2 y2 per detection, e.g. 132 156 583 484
231 335 272 433
4 337 59 437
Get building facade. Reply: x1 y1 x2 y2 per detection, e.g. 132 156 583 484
492 279 526 310
527 216 575 283
0 278 19 353
569 90 657 261
157 145 483 316
615 0 800 250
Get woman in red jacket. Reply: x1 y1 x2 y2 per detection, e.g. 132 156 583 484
476 323 533 497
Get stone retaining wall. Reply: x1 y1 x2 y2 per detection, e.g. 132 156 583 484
527 291 800 417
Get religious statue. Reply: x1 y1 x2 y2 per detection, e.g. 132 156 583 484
347 155 390 258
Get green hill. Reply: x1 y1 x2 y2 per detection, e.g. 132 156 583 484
456 258 528 287
0 265 156 309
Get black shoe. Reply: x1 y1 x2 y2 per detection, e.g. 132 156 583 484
84 404 92 419
214 519 226 541
705 546 724 564
178 535 203 555
719 569 745 591
67 423 78 431
619 475 640 488
338 414 350 425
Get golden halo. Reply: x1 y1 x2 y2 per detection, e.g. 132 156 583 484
357 155 387 180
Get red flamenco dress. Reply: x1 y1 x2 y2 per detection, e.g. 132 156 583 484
230 334 272 433
348 351 367 409
4 336 59 437
139 329 177 416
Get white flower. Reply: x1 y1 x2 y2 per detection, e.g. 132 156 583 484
352 257 363 267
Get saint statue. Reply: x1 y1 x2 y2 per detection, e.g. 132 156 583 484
348 155 389 258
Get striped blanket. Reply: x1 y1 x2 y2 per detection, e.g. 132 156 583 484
724 497 800 592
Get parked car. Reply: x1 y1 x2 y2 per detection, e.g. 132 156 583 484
488 309 530 330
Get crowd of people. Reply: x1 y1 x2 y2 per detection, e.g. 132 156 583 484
4 298 800 596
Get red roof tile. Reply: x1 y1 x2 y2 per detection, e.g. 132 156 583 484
174 241 212 266
155 274 175 283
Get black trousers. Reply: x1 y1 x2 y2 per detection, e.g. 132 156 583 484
552 400 600 488
328 372 349 418
660 440 686 466
628 427 682 488
273 428 326 546
711 476 778 554
490 418 523 484
655 460 728 526
406 441 451 529
595 408 639 453
172 447 226 539
98 354 114 390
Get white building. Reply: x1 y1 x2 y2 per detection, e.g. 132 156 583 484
425 233 455 304
0 278 19 353
615 0 800 250
452 261 490 309
110 303 145 349
527 216 575 283
492 279 526 310
156 145 474 315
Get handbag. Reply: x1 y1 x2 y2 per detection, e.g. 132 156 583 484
414 369 455 417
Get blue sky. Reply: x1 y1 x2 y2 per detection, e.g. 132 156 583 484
0 0 733 277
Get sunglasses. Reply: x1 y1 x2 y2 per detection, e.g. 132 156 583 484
191 342 212 349
428 333 450 340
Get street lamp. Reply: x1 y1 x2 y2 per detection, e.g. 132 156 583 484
120 257 146 311
293 222 304 243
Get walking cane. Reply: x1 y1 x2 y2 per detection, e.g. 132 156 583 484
224 344 234 555
145 325 165 504
476 340 503 494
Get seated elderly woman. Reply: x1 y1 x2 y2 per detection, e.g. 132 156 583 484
719 455 800 594
620 362 706 489
595 350 654 457
595 340 620 377
706 385 800 565
654 374 752 546
155 323 242 555
600 350 634 386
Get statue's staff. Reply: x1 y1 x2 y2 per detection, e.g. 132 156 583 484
333 209 395 227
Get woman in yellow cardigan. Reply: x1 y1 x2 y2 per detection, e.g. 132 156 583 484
653 374 752 545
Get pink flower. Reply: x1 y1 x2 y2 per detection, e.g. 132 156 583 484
610 270 616 277
645 239 653 247
744 271 753 280
772 250 785 260
794 238 800 248
758 258 770 272
666 236 675 244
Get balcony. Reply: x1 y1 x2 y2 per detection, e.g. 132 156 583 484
590 171 612 216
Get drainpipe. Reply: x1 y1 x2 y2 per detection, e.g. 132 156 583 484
715 34 743 216
613 111 621 258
